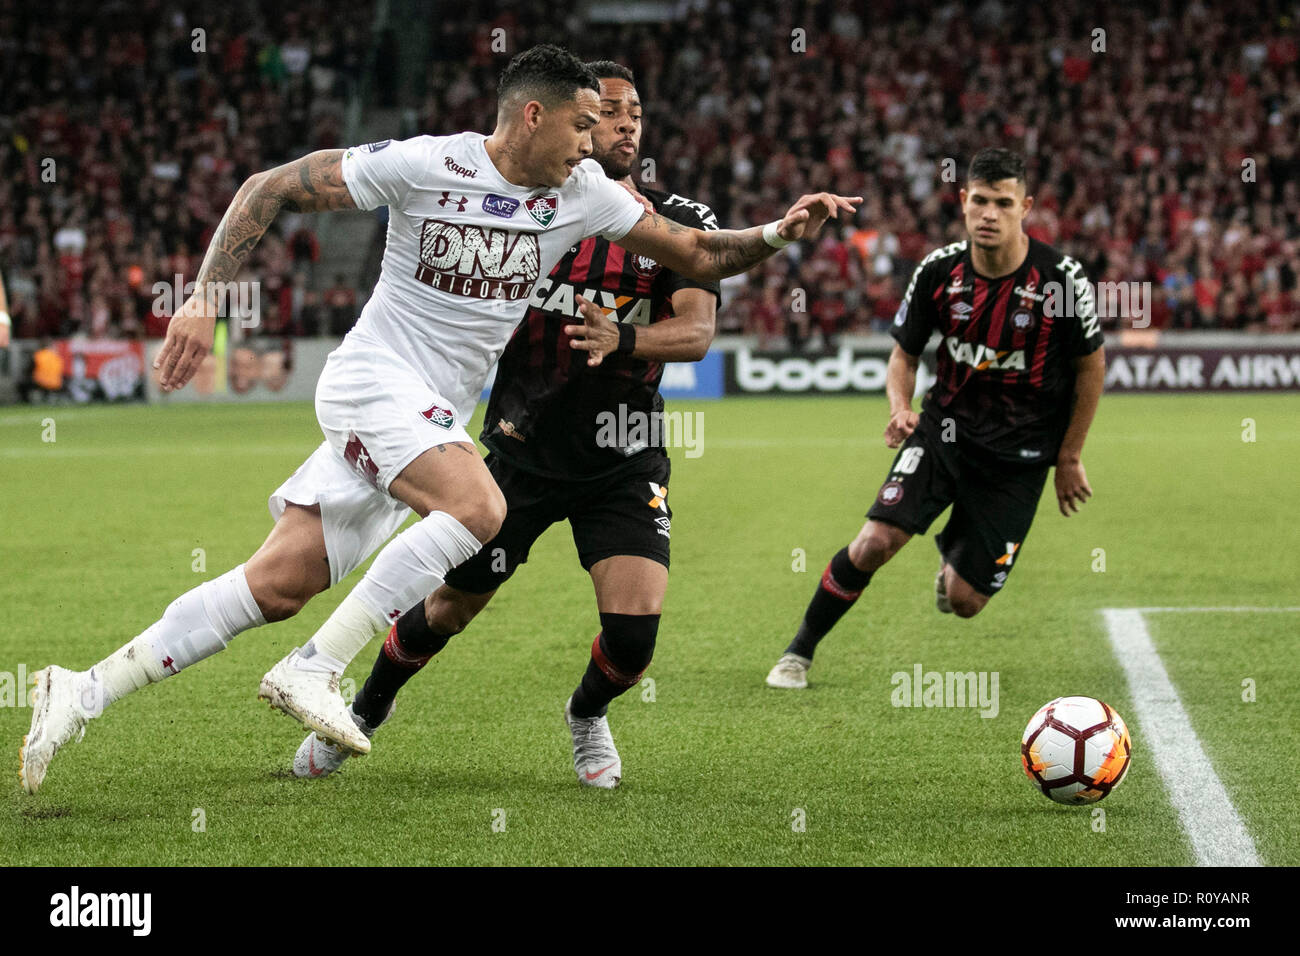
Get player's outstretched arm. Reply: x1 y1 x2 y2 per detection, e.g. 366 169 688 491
155 150 356 391
566 288 716 367
1055 345 1106 516
883 345 921 448
617 193 862 283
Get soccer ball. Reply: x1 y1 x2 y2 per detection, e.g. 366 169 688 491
1021 696 1132 805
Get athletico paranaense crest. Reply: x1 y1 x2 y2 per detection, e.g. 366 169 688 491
525 195 558 228
421 403 455 428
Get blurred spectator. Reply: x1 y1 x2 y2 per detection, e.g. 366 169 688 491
5 0 1300 343
405 0 1300 336
21 337 64 403
0 0 370 343
324 274 358 335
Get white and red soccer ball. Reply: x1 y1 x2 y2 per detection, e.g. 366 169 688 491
1021 696 1132 805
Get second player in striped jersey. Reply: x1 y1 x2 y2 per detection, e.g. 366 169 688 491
293 60 719 788
767 148 1106 690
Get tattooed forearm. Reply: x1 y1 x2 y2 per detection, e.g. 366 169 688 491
696 228 776 278
648 213 690 235
194 150 354 289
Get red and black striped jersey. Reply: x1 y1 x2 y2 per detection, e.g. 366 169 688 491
892 237 1104 465
481 186 720 480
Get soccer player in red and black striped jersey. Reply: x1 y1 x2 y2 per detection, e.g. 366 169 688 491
292 61 720 786
766 148 1106 689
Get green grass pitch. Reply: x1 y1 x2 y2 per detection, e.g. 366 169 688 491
1 393 1296 865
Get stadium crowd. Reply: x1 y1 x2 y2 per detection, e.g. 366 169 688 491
0 0 374 344
2 0 1298 349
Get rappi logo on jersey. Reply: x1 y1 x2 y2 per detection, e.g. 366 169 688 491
415 220 540 301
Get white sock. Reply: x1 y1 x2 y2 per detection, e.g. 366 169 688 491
84 564 267 713
308 511 482 666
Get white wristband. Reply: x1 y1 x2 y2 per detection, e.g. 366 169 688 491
762 220 793 249
0 311 11 327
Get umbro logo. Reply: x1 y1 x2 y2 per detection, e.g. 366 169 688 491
950 301 974 321
439 192 468 212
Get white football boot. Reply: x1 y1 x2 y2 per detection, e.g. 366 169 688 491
765 652 811 689
20 666 95 795
259 647 370 755
564 697 622 789
935 562 954 614
293 701 393 778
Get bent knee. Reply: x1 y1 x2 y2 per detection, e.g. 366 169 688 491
451 485 506 545
948 587 989 619
424 589 480 635
849 524 909 570
248 577 320 623
246 560 328 623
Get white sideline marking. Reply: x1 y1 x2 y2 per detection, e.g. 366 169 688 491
1101 609 1262 867
1137 606 1300 613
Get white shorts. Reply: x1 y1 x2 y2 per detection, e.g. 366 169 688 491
267 336 475 585
314 335 474 493
269 442 410 586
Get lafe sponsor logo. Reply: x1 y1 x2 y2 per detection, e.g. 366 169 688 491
482 194 519 219
50 886 151 936
733 347 936 394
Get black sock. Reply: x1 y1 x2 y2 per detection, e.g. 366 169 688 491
785 547 873 660
352 601 453 726
569 613 659 719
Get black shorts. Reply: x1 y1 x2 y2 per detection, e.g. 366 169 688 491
865 421 1048 597
444 452 672 595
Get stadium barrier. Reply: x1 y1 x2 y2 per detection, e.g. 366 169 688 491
3 332 1299 407
712 333 1300 396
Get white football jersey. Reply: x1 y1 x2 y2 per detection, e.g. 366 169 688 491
340 132 646 421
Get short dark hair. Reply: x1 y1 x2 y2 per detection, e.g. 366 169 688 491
497 44 601 114
585 60 635 84
968 148 1026 186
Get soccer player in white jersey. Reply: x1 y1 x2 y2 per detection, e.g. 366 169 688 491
20 44 858 793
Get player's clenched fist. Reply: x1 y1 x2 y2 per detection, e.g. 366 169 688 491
154 291 217 392
884 409 919 449
776 193 862 243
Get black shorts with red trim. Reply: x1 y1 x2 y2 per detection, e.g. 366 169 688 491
443 451 672 595
865 420 1048 597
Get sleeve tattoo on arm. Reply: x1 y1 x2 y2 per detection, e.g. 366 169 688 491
196 150 353 288
640 212 774 279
